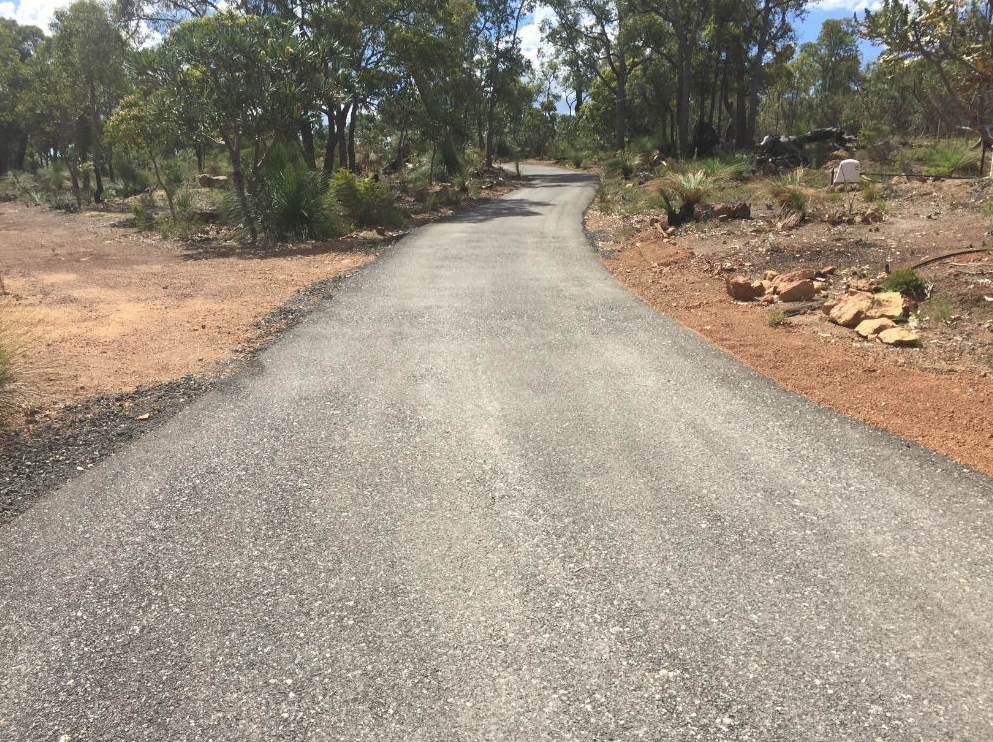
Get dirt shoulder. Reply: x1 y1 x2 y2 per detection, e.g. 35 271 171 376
591 177 993 477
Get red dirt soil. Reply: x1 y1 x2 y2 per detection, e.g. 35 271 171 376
0 202 373 408
601 226 993 477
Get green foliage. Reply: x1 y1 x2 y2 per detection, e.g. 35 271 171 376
758 168 820 227
881 268 927 297
914 143 978 177
132 193 156 231
660 171 712 207
767 308 789 327
922 293 957 323
861 182 883 203
604 151 643 178
253 168 344 241
328 169 404 229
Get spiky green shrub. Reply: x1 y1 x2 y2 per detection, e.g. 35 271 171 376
916 143 978 177
328 169 404 229
253 168 343 241
881 268 927 298
757 168 820 227
604 150 643 178
697 155 750 180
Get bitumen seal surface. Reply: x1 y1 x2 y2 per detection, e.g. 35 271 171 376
1 166 991 740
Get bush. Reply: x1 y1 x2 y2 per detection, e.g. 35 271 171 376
253 168 344 241
881 268 927 297
132 193 157 231
604 150 643 178
112 158 152 198
922 293 957 323
758 168 820 227
767 308 788 327
328 169 404 229
916 143 978 177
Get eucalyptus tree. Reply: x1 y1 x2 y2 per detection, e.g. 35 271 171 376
543 0 650 150
48 1 129 203
0 19 43 173
477 0 533 165
388 0 482 173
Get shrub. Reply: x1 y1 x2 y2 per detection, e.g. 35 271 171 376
112 159 152 198
328 169 404 229
916 143 978 177
758 168 820 227
861 182 883 203
132 193 157 231
767 308 788 327
253 168 343 241
881 268 927 298
922 293 957 323
604 150 643 178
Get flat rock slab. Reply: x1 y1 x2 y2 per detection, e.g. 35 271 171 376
1 166 991 740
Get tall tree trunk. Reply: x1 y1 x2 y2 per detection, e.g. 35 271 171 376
226 137 256 242
336 105 349 171
614 76 628 152
300 116 317 169
90 80 104 204
347 109 358 172
323 109 338 175
485 51 500 167
15 132 28 170
675 47 692 157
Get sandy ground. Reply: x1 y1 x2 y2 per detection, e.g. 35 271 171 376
0 203 373 409
593 177 993 476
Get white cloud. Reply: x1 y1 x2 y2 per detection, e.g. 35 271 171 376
0 0 69 30
812 0 880 13
517 5 555 70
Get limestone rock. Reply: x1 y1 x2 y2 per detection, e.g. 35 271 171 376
868 291 914 320
197 174 229 188
829 292 873 326
878 327 920 346
855 318 896 338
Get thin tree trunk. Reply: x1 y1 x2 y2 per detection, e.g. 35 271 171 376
226 137 256 242
347 109 358 172
90 80 104 204
300 116 317 169
323 110 337 175
336 105 349 171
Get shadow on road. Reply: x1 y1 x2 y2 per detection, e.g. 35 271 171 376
447 197 551 223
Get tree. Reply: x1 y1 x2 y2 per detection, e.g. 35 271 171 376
48 1 129 203
860 0 993 152
543 0 649 151
105 93 185 218
152 11 309 238
802 18 861 126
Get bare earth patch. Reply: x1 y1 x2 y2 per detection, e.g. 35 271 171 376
592 177 993 477
0 202 375 411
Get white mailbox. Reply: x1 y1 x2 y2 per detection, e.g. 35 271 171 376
833 158 861 184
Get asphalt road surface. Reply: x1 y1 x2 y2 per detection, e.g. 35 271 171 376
2 165 992 741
